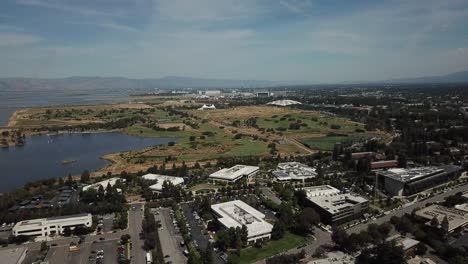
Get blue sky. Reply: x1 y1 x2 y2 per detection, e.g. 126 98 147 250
1 0 468 82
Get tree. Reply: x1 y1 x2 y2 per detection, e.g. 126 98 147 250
415 243 427 255
441 216 449 232
240 225 248 247
294 207 320 233
62 226 72 237
331 227 349 250
40 241 48 252
430 216 439 228
356 242 406 264
80 170 90 183
121 234 131 244
271 221 286 240
202 241 213 264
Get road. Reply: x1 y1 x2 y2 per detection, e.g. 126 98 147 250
128 203 146 264
259 187 282 205
347 182 468 234
181 203 224 264
155 208 187 264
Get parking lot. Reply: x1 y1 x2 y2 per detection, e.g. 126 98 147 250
180 203 224 264
96 214 115 234
155 208 187 264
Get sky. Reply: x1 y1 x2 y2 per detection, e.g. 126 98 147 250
1 0 468 82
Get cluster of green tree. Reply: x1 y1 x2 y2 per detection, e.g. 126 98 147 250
265 250 305 264
356 241 407 264
113 211 128 230
141 208 164 264
62 225 93 237
215 225 248 255
148 124 180 131
390 213 468 263
441 192 468 207
331 223 393 253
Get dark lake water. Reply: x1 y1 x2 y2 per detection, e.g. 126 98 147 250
0 132 177 193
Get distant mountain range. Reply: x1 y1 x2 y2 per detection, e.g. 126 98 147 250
1 71 467 92
380 71 468 84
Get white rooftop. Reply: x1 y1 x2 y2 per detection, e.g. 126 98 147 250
301 186 368 215
301 185 340 197
377 167 444 183
14 213 91 229
386 235 420 251
415 204 468 232
209 165 259 182
211 200 273 239
267 100 302 106
82 177 125 192
142 174 185 191
273 162 317 181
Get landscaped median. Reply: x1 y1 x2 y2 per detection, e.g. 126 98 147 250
229 232 307 264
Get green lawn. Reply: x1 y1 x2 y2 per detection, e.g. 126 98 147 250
256 113 363 135
223 138 270 156
299 136 351 151
231 233 307 264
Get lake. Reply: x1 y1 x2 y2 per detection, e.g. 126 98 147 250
0 132 177 193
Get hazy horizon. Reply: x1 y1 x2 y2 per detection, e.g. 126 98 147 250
1 0 468 82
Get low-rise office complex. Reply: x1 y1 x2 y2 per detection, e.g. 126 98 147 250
12 213 92 237
272 162 317 182
209 165 259 183
377 165 462 196
211 200 273 244
415 205 468 233
142 173 185 192
82 177 125 192
301 185 369 224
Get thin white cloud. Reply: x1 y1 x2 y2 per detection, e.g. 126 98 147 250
97 23 140 33
0 32 42 46
16 0 124 17
279 0 312 14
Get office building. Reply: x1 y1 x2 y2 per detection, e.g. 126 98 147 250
12 213 92 237
377 165 462 196
142 173 185 192
209 165 259 183
82 177 125 192
301 185 369 224
415 204 468 233
211 200 273 244
272 162 317 182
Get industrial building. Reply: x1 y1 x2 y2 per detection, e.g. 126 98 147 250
142 173 185 192
415 205 468 233
212 200 273 244
377 165 462 196
301 185 369 224
0 247 28 264
12 213 92 237
82 177 125 192
209 165 259 183
272 162 317 182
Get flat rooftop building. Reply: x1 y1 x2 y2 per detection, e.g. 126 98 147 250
82 177 125 192
301 185 368 224
377 165 462 196
12 213 92 237
415 204 468 233
272 162 317 182
142 173 184 192
209 165 259 183
301 185 340 197
211 200 273 244
0 247 28 264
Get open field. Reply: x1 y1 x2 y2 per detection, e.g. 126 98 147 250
6 103 181 128
299 133 385 151
4 103 383 175
230 232 307 264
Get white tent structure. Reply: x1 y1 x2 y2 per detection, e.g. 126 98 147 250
267 100 302 106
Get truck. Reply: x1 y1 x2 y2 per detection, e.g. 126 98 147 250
146 252 153 264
